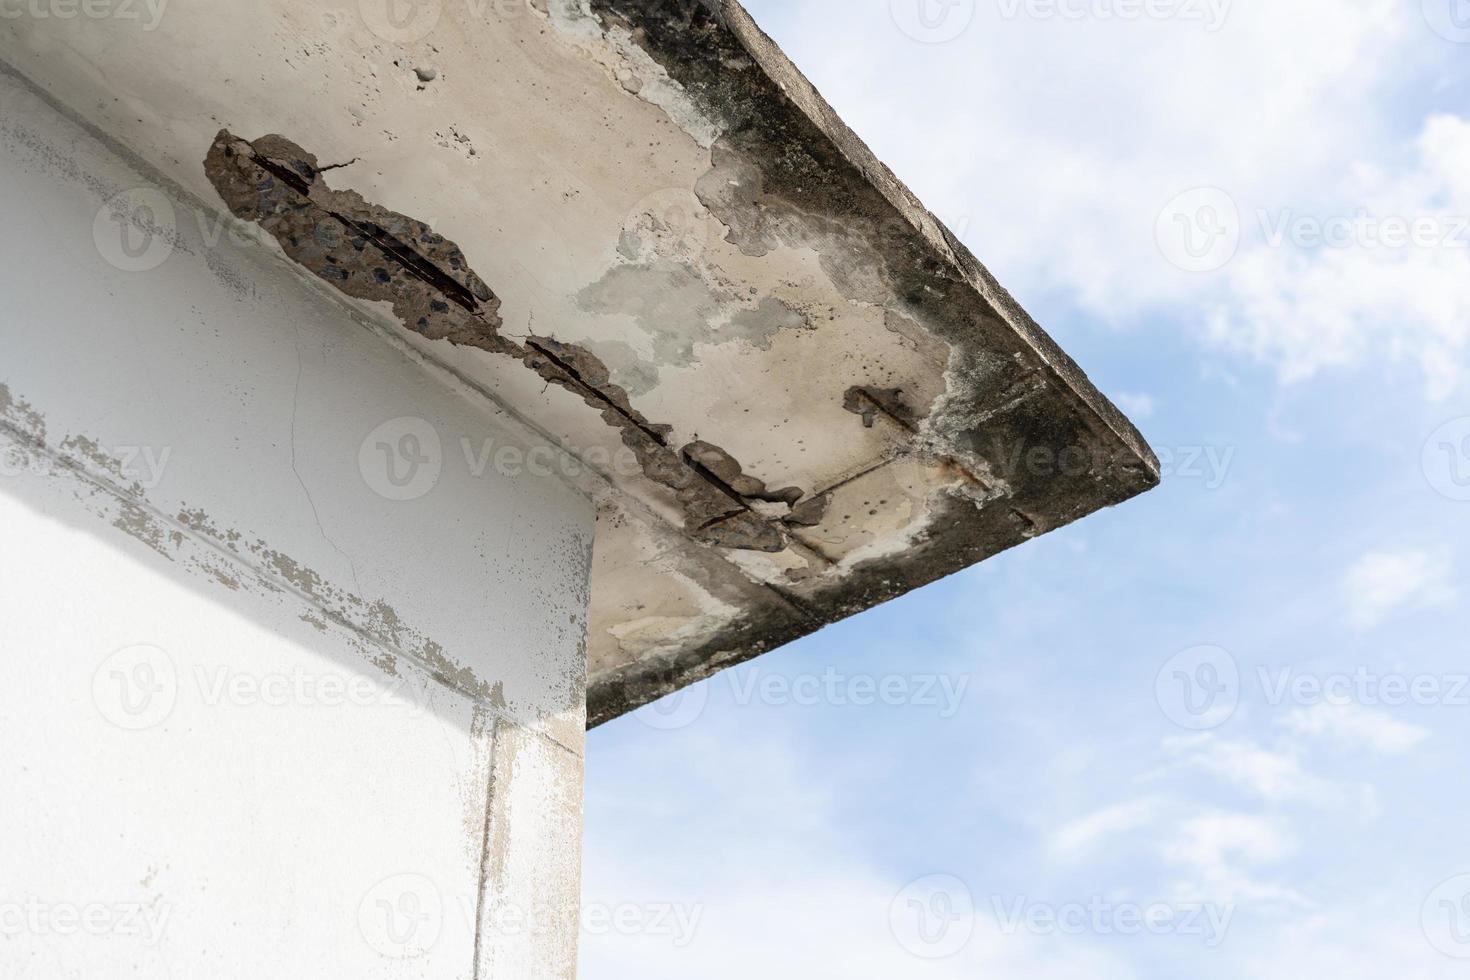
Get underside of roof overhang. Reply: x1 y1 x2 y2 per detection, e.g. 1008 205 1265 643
0 0 1158 725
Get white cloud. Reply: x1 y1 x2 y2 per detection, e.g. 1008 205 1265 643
1160 812 1309 908
581 864 1142 980
1342 548 1456 629
585 12 1470 974
1236 923 1466 980
1283 702 1429 756
583 722 1142 980
1049 797 1164 860
753 0 1468 398
1158 734 1315 803
1111 392 1156 419
1208 115 1470 399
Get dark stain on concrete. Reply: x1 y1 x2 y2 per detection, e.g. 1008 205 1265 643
842 386 924 432
195 0 1164 728
568 0 1162 725
204 129 810 554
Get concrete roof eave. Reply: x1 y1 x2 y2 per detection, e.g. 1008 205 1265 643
0 0 1159 727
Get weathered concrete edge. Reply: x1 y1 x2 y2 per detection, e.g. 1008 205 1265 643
587 482 1145 726
713 0 1159 477
585 0 1161 726
3 18 1160 732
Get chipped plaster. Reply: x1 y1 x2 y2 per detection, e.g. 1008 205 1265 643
0 0 1158 727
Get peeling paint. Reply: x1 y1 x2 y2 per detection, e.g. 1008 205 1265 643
112 499 185 559
559 0 1163 724
6 0 1164 732
0 382 47 444
0 380 524 714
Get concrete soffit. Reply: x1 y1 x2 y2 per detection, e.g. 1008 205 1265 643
0 0 1159 726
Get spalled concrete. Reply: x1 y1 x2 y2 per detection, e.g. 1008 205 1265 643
0 0 1157 730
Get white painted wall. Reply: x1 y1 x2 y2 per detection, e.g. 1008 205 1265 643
0 64 593 979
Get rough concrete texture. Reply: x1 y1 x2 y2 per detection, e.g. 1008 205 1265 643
0 0 1159 727
205 128 838 555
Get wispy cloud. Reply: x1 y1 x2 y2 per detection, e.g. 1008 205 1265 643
1160 812 1310 909
1207 114 1470 399
1112 392 1157 420
1158 734 1317 803
765 0 1469 398
1283 702 1430 756
1342 548 1456 630
1049 797 1165 861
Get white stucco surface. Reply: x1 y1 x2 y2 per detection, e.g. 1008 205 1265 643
0 64 592 978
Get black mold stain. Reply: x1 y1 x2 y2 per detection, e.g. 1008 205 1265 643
200 0 1165 726
570 0 1162 725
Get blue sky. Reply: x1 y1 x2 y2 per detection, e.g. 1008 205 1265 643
582 2 1470 975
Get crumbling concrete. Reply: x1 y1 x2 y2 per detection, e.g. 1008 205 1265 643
2 0 1158 730
206 129 834 555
